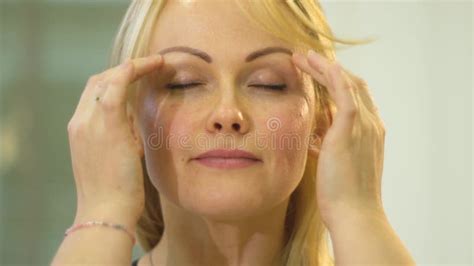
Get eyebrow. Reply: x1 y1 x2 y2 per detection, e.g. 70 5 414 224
157 46 293 64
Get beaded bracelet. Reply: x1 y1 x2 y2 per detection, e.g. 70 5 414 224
64 220 136 245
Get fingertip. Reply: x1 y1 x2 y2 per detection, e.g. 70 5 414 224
152 54 164 66
291 52 305 63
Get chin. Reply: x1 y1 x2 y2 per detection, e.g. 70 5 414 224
179 187 269 222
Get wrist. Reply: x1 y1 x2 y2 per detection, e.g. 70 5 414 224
74 203 140 232
322 200 387 233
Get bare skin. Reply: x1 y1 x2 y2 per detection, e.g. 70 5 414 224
131 1 414 266
51 55 164 265
55 0 415 265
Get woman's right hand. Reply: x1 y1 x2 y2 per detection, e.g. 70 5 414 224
67 54 163 225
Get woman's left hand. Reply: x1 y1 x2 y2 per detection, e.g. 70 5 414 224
292 50 416 265
292 50 387 227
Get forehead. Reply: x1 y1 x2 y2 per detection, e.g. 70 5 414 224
149 0 293 63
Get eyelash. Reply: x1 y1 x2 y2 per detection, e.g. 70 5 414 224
166 83 287 91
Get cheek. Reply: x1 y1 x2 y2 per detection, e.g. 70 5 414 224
139 88 195 148
150 102 196 156
139 95 196 189
257 100 312 179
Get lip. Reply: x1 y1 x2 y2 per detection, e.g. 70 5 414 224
191 149 261 169
193 149 260 160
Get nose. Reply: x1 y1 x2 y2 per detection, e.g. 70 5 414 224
205 94 250 135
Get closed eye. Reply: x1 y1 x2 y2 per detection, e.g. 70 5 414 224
166 83 287 90
166 82 203 90
249 84 287 90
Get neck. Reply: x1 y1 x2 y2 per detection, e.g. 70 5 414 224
150 196 290 266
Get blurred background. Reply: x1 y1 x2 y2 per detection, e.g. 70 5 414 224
0 0 471 265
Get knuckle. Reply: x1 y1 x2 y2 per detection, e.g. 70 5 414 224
106 78 122 87
67 120 86 136
66 120 76 133
87 74 101 86
121 60 135 77
101 98 119 112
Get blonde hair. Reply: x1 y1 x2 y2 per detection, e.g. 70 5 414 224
109 1 372 265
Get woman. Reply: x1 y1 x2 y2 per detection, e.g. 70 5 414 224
52 0 415 265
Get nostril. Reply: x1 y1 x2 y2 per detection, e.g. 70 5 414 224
232 123 240 131
214 122 222 130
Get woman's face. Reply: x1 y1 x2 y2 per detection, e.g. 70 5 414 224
136 0 316 220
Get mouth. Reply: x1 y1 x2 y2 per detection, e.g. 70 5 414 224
191 149 262 169
192 157 261 169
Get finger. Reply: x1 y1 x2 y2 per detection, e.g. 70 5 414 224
344 69 378 114
291 52 329 88
76 55 161 115
71 74 108 121
306 49 335 90
72 54 147 121
306 50 331 74
343 68 386 137
102 54 164 107
325 63 359 147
